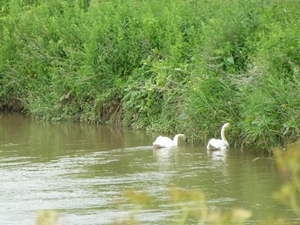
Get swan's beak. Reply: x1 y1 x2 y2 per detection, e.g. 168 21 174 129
185 137 188 144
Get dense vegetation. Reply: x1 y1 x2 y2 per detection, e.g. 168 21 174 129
1 0 300 152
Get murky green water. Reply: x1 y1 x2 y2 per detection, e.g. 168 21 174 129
0 113 298 224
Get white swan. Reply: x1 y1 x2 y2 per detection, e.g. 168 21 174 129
207 123 230 150
153 134 186 148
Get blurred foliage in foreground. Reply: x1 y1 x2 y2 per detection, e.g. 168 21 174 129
273 140 300 217
36 210 58 225
35 142 300 224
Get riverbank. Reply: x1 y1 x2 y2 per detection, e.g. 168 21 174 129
1 0 300 152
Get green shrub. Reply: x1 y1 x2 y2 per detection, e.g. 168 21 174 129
1 0 300 151
238 76 300 152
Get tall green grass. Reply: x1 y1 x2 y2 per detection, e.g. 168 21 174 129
1 0 300 151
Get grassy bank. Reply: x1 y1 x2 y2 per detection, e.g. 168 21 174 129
1 0 300 152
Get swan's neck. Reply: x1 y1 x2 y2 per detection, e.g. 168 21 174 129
173 134 184 145
220 126 228 145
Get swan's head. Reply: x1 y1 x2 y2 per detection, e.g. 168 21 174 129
223 123 230 129
180 134 189 145
179 134 188 142
181 135 188 143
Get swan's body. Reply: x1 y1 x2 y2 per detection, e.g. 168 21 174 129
207 123 230 150
153 134 186 148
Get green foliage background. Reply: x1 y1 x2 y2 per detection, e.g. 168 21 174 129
1 0 300 152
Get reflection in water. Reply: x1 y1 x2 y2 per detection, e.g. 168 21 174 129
153 147 178 160
152 147 180 172
0 113 298 224
207 149 227 162
206 148 229 189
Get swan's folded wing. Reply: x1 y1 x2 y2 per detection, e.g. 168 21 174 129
153 136 174 148
207 138 228 150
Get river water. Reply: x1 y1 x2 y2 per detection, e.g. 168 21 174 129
0 113 298 224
